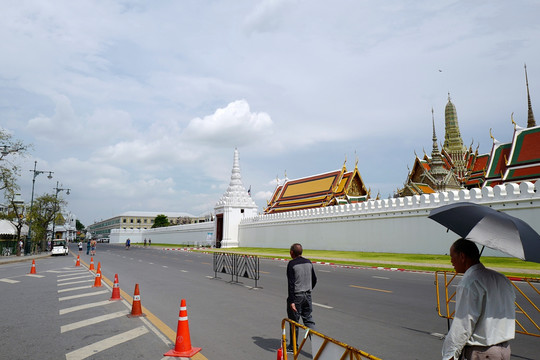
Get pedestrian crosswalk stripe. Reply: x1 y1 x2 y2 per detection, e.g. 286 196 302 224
65 326 149 360
0 278 19 284
58 285 93 293
59 300 114 315
57 279 94 286
61 310 129 333
58 275 92 282
59 290 108 301
25 274 44 278
57 271 88 277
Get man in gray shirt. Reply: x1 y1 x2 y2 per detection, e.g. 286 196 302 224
286 243 317 352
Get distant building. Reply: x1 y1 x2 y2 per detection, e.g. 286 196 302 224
87 211 211 239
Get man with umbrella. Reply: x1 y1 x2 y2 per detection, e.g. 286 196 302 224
442 238 515 360
429 202 540 359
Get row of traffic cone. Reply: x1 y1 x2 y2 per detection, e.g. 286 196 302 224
76 255 201 357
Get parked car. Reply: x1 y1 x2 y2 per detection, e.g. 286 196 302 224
51 239 69 256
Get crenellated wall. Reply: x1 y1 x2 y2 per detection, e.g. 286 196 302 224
238 182 540 256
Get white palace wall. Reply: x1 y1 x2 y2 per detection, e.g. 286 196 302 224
110 221 214 246
238 182 540 256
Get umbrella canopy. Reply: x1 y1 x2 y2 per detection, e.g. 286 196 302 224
0 220 28 236
428 202 540 263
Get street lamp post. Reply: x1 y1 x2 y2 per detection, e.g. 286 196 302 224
28 161 53 254
51 181 70 247
12 193 25 256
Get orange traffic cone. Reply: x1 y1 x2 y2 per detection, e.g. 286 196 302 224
96 261 101 273
89 257 95 271
110 274 121 301
128 284 145 317
75 255 80 267
29 259 37 274
276 347 283 360
92 267 102 287
164 299 202 357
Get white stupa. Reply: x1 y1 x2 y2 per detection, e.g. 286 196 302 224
214 148 258 248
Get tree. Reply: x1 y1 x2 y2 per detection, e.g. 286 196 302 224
76 219 85 231
152 214 169 228
0 128 29 192
27 194 65 252
0 191 26 256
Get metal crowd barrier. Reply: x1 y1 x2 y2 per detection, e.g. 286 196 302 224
281 318 382 360
435 270 540 338
213 252 260 287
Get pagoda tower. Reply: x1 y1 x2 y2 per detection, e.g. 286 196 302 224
214 148 258 248
443 94 468 181
525 64 536 128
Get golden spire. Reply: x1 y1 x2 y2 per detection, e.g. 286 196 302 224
525 64 536 128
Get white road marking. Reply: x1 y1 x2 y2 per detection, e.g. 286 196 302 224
65 326 149 360
430 332 445 339
0 278 19 284
313 302 333 309
57 279 94 286
61 310 129 333
373 276 390 280
25 274 44 278
60 300 114 315
162 265 168 268
318 270 331 273
58 285 93 293
59 290 108 301
58 275 92 281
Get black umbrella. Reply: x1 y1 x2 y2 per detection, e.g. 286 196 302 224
428 202 540 263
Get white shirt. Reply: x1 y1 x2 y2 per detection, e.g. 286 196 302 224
442 263 515 360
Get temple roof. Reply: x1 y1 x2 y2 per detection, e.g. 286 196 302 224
264 162 369 214
503 124 540 182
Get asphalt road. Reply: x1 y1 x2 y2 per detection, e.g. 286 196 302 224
1 244 537 360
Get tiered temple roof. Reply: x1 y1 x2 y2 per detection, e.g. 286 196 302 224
264 161 369 214
484 123 540 186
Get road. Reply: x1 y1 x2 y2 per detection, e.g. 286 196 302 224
0 244 537 360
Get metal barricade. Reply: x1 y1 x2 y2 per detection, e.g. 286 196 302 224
435 270 540 338
281 318 382 360
213 252 260 287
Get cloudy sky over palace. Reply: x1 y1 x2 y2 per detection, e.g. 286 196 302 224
1 1 539 225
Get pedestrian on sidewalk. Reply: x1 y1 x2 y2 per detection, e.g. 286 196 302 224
286 243 317 353
78 241 83 252
86 239 90 255
442 239 515 360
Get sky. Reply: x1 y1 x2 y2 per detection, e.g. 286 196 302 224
1 0 539 227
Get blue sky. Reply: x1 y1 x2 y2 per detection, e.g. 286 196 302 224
1 0 539 226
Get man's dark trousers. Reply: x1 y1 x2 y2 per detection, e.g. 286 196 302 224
287 290 315 348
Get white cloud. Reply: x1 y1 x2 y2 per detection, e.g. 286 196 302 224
182 100 274 147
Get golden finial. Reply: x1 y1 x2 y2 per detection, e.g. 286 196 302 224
511 112 516 128
489 128 494 141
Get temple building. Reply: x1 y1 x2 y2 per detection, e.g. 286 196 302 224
398 97 473 196
399 65 539 195
264 160 370 214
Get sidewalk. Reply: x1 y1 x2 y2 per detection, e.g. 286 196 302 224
0 252 51 265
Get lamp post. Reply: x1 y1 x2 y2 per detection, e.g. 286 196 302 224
51 181 70 247
28 161 53 254
12 193 24 256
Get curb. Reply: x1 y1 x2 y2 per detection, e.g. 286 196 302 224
155 247 535 281
0 253 51 265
